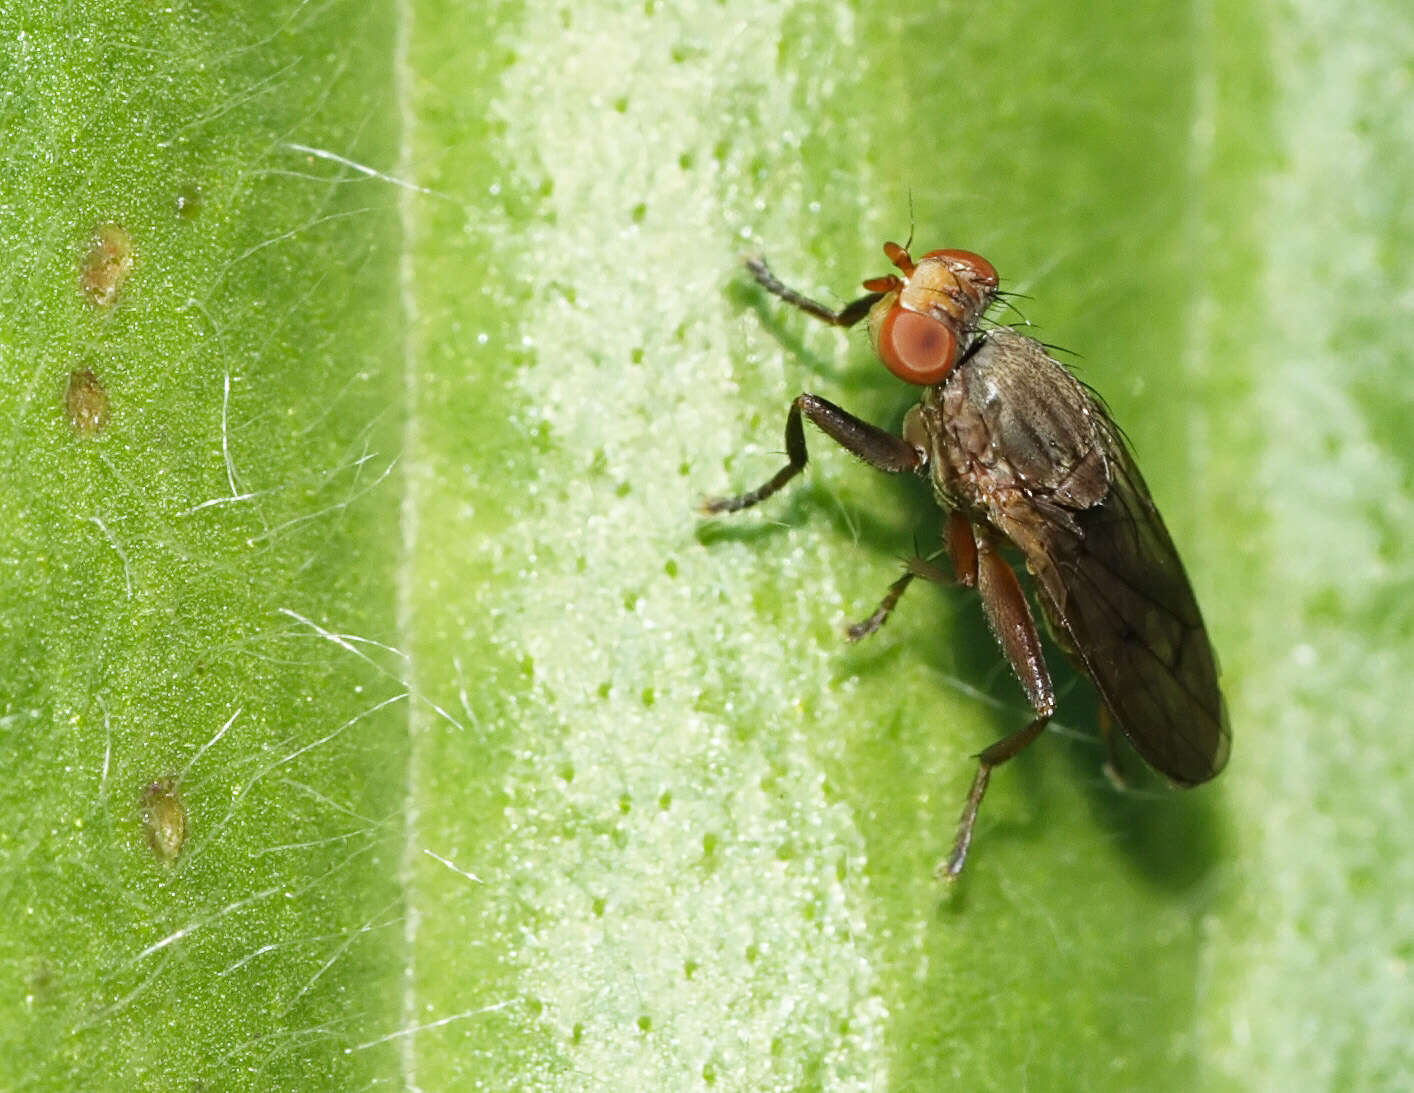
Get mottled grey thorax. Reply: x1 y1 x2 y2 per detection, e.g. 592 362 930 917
919 330 1110 528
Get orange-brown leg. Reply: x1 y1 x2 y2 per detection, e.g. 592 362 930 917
944 509 977 587
937 526 1056 880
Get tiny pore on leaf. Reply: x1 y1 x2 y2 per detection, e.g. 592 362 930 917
174 184 202 221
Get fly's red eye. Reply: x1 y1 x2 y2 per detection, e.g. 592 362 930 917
877 306 957 385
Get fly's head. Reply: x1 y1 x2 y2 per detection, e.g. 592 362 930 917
862 243 999 386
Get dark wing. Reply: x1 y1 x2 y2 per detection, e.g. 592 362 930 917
1028 417 1230 784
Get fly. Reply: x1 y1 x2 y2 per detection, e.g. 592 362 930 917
702 241 1230 878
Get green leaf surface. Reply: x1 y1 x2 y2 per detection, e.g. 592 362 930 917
3 0 1412 1089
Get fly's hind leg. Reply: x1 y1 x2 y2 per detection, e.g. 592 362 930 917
938 526 1056 879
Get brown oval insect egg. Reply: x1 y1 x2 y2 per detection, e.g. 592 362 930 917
79 222 134 310
65 368 110 436
141 778 188 864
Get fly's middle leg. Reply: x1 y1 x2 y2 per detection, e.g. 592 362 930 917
847 512 974 641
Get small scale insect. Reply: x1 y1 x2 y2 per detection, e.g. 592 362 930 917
140 777 188 864
65 367 110 436
702 240 1230 877
79 221 134 310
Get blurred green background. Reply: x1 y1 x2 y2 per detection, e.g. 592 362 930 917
2 0 1412 1089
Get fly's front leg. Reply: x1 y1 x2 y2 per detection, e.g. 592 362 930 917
847 511 975 642
939 525 1056 880
745 256 883 328
700 394 922 515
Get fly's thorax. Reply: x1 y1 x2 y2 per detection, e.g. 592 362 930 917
929 368 1002 512
896 383 974 514
943 331 1111 511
